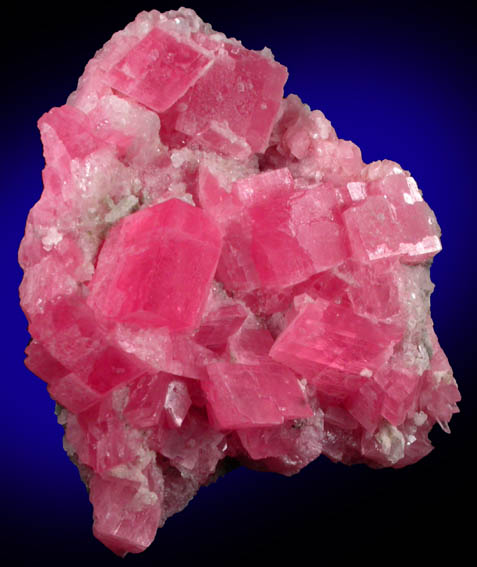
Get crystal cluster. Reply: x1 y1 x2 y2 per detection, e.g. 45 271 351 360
19 8 460 556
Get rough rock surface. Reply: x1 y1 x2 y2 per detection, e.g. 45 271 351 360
19 7 460 556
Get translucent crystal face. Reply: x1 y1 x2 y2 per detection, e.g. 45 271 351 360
18 7 460 557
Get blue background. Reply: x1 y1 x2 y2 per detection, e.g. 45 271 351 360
3 1 474 562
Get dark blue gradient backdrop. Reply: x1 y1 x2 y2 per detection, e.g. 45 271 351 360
3 1 474 562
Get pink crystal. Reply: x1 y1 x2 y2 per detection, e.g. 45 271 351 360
104 27 212 114
270 295 403 378
204 361 313 429
87 198 222 331
19 7 460 557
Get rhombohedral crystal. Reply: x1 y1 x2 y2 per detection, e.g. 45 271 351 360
19 7 460 556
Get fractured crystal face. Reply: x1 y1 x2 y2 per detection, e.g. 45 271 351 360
18 7 460 557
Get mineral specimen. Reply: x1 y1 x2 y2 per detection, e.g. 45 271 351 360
19 7 460 556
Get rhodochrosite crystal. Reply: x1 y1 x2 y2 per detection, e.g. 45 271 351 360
19 8 460 556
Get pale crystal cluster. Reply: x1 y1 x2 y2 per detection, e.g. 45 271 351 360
19 8 460 556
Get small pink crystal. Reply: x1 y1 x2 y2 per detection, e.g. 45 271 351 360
19 7 460 557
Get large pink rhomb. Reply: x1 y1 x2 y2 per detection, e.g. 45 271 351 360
19 8 460 556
